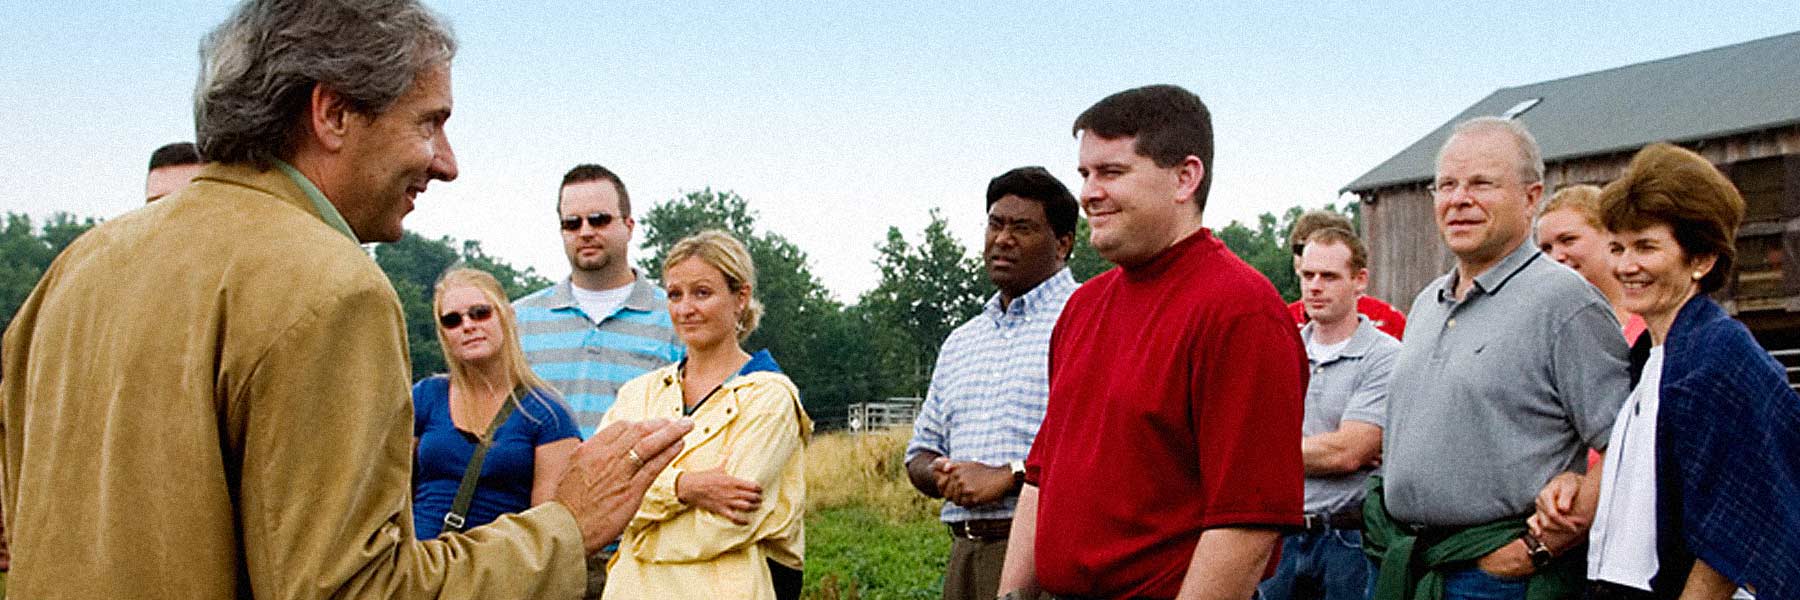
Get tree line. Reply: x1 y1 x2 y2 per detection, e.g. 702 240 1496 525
0 196 1355 429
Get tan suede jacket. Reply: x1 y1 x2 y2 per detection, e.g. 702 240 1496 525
1 164 586 599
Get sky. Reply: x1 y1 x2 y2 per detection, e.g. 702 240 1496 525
3 2 1797 300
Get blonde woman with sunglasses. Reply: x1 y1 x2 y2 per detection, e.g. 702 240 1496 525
411 268 580 539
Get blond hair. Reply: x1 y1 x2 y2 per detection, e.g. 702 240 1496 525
432 267 559 413
1539 184 1604 229
665 230 764 342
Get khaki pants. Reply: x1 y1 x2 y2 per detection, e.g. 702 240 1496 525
945 536 1037 600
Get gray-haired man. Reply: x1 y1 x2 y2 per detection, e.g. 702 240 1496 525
1368 117 1629 600
1 1 688 597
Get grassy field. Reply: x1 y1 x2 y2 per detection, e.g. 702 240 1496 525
803 427 949 600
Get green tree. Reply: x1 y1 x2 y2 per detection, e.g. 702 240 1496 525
857 209 987 398
635 188 877 422
1217 207 1303 301
1066 218 1111 281
637 187 760 275
0 212 100 334
374 231 551 382
1214 202 1361 302
41 213 102 255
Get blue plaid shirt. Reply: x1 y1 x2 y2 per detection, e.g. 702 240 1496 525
906 268 1078 523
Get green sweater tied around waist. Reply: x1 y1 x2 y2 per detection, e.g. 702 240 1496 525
1362 475 1583 600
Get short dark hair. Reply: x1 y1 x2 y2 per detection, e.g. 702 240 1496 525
1304 227 1368 272
1598 143 1744 295
1072 84 1214 213
559 163 631 218
987 166 1079 241
148 142 203 171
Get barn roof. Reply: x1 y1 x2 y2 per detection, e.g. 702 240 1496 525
1344 30 1800 193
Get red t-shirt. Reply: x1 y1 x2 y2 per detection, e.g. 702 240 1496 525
1026 229 1306 599
1288 296 1408 340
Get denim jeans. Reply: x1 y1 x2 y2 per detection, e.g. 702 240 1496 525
1258 528 1376 600
1439 566 1527 600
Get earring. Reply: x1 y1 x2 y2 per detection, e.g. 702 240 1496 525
1692 271 1704 281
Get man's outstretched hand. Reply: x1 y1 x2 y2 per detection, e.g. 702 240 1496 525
554 418 693 554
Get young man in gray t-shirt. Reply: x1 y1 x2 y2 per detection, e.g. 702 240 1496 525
1260 228 1400 600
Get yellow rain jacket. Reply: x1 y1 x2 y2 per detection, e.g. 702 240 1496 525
599 355 811 600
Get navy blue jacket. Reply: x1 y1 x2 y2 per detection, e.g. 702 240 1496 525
1645 295 1800 598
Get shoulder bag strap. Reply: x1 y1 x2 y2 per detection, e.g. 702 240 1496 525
442 388 521 534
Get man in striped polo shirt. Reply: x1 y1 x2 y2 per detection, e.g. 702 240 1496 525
906 166 1080 600
516 164 684 596
516 163 684 438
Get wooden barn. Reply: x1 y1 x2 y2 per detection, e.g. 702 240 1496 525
1344 30 1800 346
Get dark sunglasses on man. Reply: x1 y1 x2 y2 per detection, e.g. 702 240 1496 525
560 212 617 231
439 304 495 329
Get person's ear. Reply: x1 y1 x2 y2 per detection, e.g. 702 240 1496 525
306 83 355 152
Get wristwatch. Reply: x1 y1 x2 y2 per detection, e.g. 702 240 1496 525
1008 460 1026 489
1520 532 1555 569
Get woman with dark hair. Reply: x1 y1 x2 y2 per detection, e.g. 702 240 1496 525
412 267 580 539
600 230 812 600
1535 143 1799 600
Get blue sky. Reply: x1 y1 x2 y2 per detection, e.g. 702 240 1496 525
3 2 1796 298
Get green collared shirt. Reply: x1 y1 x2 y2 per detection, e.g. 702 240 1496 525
273 158 358 243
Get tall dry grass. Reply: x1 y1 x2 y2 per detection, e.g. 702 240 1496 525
806 426 940 523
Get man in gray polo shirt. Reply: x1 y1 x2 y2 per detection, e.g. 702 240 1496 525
1373 117 1629 600
1261 226 1400 600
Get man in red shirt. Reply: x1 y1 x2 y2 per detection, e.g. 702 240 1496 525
1284 210 1407 340
997 84 1306 600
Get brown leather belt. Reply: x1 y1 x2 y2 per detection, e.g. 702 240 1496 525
1301 510 1364 532
947 518 1012 541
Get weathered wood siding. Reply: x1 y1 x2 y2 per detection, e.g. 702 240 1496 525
1359 185 1451 310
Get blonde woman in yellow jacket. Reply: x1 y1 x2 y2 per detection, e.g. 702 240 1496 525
600 230 812 600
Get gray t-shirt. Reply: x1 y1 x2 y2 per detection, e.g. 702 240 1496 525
1383 241 1630 527
1301 315 1401 515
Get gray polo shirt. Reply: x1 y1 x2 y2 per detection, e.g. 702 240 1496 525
1301 315 1401 516
1383 240 1630 527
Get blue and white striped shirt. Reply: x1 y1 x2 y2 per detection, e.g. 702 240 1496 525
515 275 684 438
906 268 1078 523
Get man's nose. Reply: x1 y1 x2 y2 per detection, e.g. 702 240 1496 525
431 134 458 182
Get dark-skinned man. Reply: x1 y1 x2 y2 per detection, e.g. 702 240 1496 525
906 166 1080 600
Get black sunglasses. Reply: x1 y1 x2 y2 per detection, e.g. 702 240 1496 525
560 212 617 231
438 304 495 329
